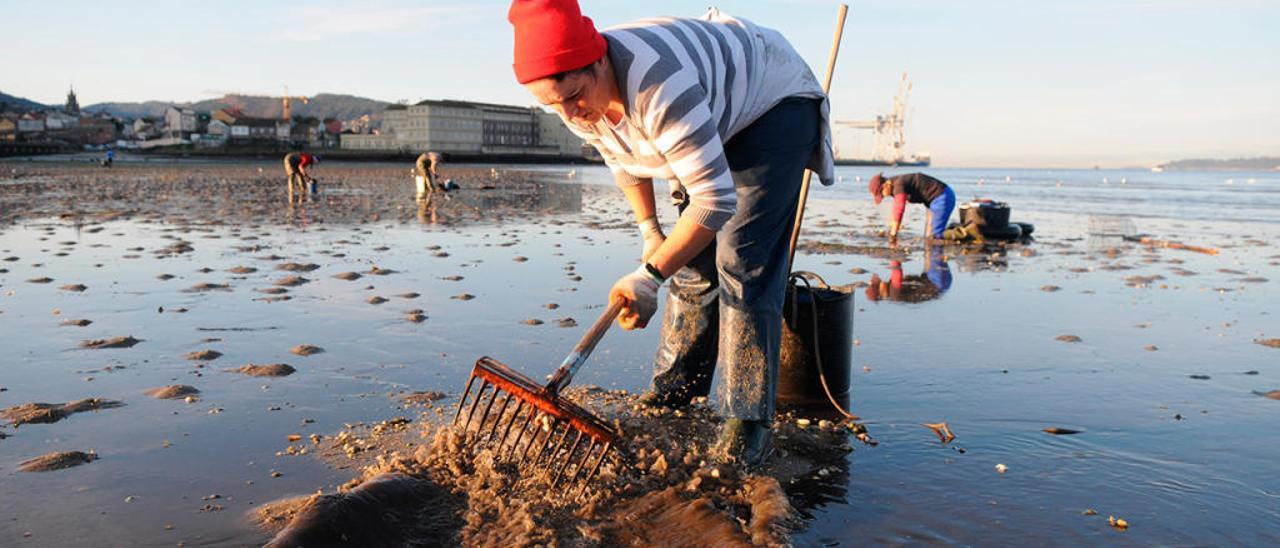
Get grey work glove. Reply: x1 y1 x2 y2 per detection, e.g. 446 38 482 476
609 264 662 330
638 216 665 262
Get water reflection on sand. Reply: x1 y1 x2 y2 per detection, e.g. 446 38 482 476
2 161 1279 545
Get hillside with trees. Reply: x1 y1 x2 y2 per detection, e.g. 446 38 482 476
85 93 389 122
0 91 48 112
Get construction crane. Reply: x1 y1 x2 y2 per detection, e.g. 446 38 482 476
282 85 309 121
835 73 925 165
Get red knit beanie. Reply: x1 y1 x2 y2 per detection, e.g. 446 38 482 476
508 0 607 84
868 172 885 204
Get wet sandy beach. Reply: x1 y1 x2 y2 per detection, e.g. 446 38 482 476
2 159 1278 545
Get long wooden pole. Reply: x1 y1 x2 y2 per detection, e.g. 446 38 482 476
787 4 848 271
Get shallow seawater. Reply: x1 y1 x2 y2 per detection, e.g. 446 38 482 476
1 161 1279 545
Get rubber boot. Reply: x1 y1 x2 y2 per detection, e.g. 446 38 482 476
647 239 719 407
715 419 774 467
941 225 969 241
715 304 780 421
963 221 985 243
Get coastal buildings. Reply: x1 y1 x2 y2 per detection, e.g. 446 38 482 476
131 118 159 140
17 114 45 135
289 118 321 147
207 119 229 138
44 111 78 131
164 106 197 139
2 89 587 161
0 117 15 141
535 110 585 157
228 116 279 144
1 88 123 148
65 86 80 115
341 99 585 159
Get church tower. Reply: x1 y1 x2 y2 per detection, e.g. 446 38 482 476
65 86 80 115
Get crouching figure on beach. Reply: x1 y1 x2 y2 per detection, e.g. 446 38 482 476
414 151 460 203
413 151 440 200
869 172 958 242
509 0 835 466
283 151 318 196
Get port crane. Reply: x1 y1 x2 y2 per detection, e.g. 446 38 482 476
835 73 924 165
282 85 309 120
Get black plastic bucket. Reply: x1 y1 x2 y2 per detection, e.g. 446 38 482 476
958 200 1011 232
778 271 853 411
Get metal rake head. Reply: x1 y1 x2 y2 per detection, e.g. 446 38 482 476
453 357 617 494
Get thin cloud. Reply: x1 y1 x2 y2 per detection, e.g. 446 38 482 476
1062 0 1272 13
280 4 487 42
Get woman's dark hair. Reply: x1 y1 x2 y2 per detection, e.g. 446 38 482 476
551 59 598 82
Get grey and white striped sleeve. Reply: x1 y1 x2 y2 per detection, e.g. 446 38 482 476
640 74 736 231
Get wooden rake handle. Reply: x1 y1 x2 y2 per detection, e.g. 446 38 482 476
786 4 849 271
545 299 625 395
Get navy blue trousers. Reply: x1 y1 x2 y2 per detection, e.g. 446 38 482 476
651 97 821 421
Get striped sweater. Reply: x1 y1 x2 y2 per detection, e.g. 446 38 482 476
563 8 835 231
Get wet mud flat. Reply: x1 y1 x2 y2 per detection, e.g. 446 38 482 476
794 201 1280 544
2 160 1280 545
254 389 862 546
0 161 579 228
0 160 616 545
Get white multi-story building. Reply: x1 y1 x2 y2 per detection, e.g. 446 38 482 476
227 117 278 143
164 106 197 138
131 118 159 140
341 99 584 158
207 119 230 137
44 111 79 130
17 115 45 134
536 110 588 157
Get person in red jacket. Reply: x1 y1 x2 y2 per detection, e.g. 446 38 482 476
283 152 318 194
869 172 955 241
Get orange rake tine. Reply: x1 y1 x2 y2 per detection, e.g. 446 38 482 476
461 380 490 431
496 401 527 451
573 442 611 499
506 409 539 460
485 393 514 442
552 431 586 487
473 387 502 434
537 422 573 467
452 374 480 425
565 441 599 487
521 418 558 466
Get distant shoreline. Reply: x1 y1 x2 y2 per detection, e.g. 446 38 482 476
5 152 1279 173
138 147 603 165
0 147 603 165
1156 156 1280 172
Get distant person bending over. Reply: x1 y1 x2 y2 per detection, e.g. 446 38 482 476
283 152 318 194
869 172 956 241
414 152 440 190
101 149 114 168
414 152 457 200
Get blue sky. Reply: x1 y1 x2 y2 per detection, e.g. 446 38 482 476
3 0 1275 167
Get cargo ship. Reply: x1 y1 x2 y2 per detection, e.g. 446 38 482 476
834 153 931 167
